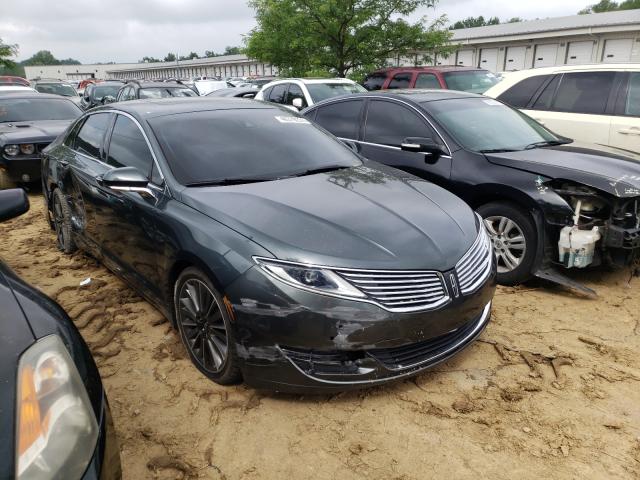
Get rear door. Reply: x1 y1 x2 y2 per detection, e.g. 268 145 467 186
358 99 452 185
523 71 618 147
610 72 640 153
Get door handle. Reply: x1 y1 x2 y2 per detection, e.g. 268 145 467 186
618 128 640 136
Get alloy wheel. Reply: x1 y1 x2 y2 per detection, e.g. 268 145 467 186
177 279 228 373
53 195 66 250
483 216 527 273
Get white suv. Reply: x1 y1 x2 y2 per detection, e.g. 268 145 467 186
255 78 366 111
484 64 640 152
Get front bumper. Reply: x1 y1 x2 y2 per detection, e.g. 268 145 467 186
0 156 41 182
226 262 496 393
82 395 121 480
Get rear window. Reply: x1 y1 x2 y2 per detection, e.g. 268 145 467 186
0 98 81 122
497 75 551 108
442 70 499 94
551 71 615 115
626 72 640 116
306 83 366 103
139 87 197 99
149 109 360 186
363 73 386 91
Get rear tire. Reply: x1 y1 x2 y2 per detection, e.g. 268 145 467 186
174 267 242 385
52 188 77 254
0 169 16 190
477 202 537 286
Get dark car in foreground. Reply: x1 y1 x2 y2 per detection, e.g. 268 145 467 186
303 90 640 291
0 93 82 188
362 66 500 94
0 189 121 479
42 98 495 393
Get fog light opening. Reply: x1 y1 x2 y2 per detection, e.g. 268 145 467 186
21 174 31 183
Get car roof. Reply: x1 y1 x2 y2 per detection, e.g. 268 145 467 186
93 97 278 119
0 86 36 91
127 81 193 89
0 92 72 100
268 78 357 85
306 89 481 108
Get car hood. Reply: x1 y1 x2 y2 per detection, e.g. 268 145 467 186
180 164 478 271
486 142 640 197
0 119 74 145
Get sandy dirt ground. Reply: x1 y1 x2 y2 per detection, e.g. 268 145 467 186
1 195 639 479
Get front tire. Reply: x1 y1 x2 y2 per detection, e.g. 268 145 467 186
477 202 537 286
174 267 242 385
52 188 77 254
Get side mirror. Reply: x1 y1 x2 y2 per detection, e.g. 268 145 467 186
292 97 304 110
102 167 152 195
401 137 445 157
102 95 116 104
0 189 29 222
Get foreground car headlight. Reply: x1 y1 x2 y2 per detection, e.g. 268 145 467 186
16 335 98 480
19 144 35 155
4 144 19 156
254 257 365 299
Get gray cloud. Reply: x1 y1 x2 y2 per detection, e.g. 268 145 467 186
2 0 592 64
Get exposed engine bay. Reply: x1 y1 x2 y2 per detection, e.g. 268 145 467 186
549 182 640 272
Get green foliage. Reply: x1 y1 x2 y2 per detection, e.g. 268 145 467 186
204 46 244 57
140 56 161 63
0 38 19 69
245 0 454 78
20 50 81 66
164 53 177 62
179 52 200 61
450 16 500 30
579 0 640 13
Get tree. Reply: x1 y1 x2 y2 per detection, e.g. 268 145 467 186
59 58 81 65
0 38 18 69
450 16 500 30
140 56 161 63
179 52 199 61
164 53 177 62
245 0 454 78
223 46 243 55
579 0 640 13
21 50 57 66
506 17 523 23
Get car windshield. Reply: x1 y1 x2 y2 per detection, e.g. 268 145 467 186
426 97 562 152
35 83 77 96
92 84 121 99
139 87 197 99
306 82 367 103
0 98 81 122
442 71 499 94
149 109 361 186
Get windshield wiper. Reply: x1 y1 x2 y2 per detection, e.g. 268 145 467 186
185 177 272 187
478 148 519 153
287 165 351 178
524 140 571 150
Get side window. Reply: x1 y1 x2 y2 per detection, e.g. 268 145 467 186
531 75 560 110
551 72 616 115
116 87 126 101
363 73 386 91
497 75 551 108
286 84 307 108
74 113 111 158
625 72 640 117
106 115 154 177
365 100 434 146
415 73 441 89
388 73 412 89
64 118 85 147
268 84 287 104
262 87 273 100
314 100 363 139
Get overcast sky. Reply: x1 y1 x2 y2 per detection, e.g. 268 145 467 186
2 0 593 64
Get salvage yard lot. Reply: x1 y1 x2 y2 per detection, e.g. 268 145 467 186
3 196 640 480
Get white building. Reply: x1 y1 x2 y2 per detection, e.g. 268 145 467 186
435 9 640 72
24 9 640 81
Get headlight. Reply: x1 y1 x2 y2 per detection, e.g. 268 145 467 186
16 335 98 480
254 257 365 299
4 144 19 156
19 144 35 155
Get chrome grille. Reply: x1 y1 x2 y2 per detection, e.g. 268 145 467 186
335 269 448 313
455 226 493 295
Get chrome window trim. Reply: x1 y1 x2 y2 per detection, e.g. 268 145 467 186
337 137 452 159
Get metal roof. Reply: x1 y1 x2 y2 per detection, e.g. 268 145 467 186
451 9 640 41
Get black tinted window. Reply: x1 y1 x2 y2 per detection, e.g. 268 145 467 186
363 73 387 91
268 84 287 103
551 72 615 114
75 113 111 158
149 109 360 186
388 73 412 89
415 74 441 89
0 98 81 122
365 101 431 146
107 115 154 176
313 100 363 139
286 84 307 107
531 75 560 110
625 72 640 116
498 75 551 108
